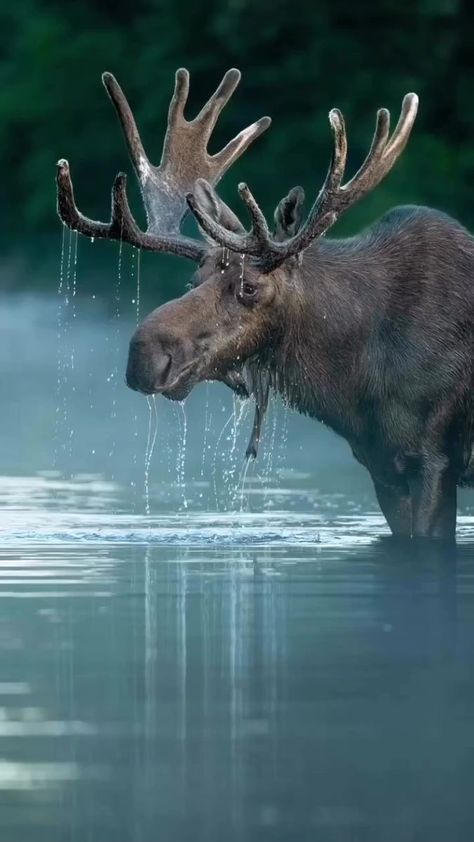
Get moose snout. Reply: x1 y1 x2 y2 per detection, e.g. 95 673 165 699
126 335 174 394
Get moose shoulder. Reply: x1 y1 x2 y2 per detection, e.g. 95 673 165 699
57 68 474 541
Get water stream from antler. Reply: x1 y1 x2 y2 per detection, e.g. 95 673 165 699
107 237 123 475
131 247 141 509
54 226 67 468
55 227 79 472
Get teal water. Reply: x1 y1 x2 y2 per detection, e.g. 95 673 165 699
1 295 474 841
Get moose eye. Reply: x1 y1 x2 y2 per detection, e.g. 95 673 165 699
237 282 258 302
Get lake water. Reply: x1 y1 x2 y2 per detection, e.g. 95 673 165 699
1 293 474 841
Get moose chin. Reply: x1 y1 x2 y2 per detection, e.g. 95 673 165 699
57 67 474 543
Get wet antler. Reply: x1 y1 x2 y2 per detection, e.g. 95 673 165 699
187 93 419 268
57 69 271 261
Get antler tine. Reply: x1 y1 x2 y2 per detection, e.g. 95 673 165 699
384 93 419 159
341 108 391 197
111 173 141 239
57 159 112 239
56 159 205 261
102 73 151 180
325 108 348 191
193 68 241 135
166 68 190 131
284 108 349 249
238 183 272 245
211 116 272 181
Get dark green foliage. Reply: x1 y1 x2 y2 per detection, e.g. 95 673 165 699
0 0 473 295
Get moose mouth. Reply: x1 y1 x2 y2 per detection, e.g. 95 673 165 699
156 359 202 401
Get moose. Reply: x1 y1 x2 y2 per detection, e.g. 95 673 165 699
57 68 474 541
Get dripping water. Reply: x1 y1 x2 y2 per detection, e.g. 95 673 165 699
262 396 278 506
144 395 158 516
238 456 252 513
212 408 235 510
200 382 211 482
225 397 250 509
55 227 76 472
62 228 73 465
239 253 245 293
131 248 142 509
107 233 123 473
176 402 188 510
276 399 290 480
67 231 79 462
54 225 67 468
135 248 141 324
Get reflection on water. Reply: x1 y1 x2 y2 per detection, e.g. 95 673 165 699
0 503 473 840
0 481 473 842
0 296 474 840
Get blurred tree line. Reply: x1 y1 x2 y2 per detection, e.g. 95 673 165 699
0 0 473 295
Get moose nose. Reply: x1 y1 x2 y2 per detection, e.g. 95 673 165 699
126 337 173 394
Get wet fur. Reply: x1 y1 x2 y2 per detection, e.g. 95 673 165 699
254 206 474 519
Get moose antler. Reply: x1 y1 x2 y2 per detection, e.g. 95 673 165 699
57 68 271 261
187 93 419 268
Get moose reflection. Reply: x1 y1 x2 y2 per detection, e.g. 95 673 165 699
57 68 474 541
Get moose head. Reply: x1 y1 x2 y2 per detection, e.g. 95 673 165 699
57 68 417 457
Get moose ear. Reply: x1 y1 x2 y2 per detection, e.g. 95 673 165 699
273 186 305 241
193 178 245 235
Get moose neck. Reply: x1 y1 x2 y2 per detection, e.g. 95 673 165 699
263 234 387 439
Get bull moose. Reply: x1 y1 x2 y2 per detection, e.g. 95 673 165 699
57 68 474 541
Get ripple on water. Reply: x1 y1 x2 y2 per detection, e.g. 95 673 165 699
0 473 473 548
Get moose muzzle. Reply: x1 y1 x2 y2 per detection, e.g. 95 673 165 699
126 312 201 400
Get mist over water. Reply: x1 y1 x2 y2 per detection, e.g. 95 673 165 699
1 291 474 841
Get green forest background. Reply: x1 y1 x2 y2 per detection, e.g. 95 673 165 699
0 0 473 297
